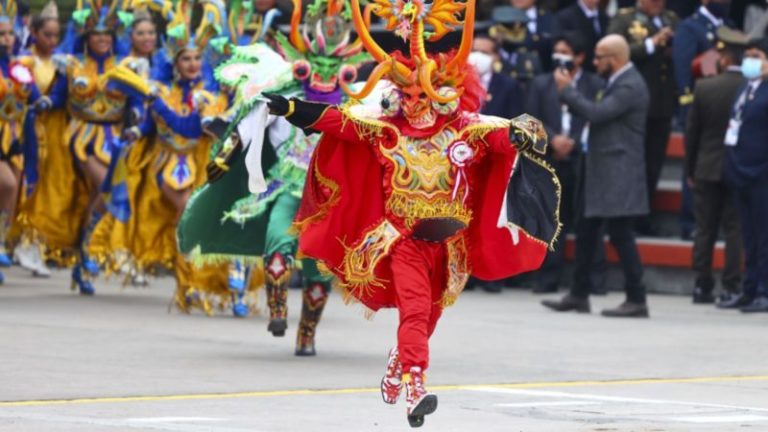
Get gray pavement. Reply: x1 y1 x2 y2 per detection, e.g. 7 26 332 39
0 266 767 431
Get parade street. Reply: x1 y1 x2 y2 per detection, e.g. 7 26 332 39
1 267 767 432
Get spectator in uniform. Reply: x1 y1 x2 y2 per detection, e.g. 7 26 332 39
685 27 747 306
609 0 678 236
526 31 607 294
490 0 556 86
673 0 731 240
722 37 768 313
555 0 608 70
542 35 651 318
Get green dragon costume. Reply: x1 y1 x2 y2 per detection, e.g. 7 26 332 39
177 0 370 356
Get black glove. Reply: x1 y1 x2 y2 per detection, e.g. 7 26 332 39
263 92 291 116
206 133 242 183
263 92 329 132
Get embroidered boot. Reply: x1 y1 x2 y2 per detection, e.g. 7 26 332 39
404 367 438 428
381 347 403 404
265 253 291 336
295 282 330 356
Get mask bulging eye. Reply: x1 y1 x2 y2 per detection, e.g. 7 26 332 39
338 64 358 84
380 88 401 117
292 60 311 81
431 86 459 115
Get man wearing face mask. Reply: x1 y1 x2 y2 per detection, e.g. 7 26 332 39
722 38 768 313
543 34 651 318
685 27 747 307
526 31 607 294
609 0 678 236
469 35 525 120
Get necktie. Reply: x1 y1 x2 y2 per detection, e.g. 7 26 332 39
592 15 601 34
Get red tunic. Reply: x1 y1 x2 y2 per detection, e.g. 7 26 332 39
294 103 550 312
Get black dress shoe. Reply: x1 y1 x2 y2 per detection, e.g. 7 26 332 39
692 287 715 304
590 287 608 296
717 293 753 309
541 295 590 313
601 302 649 318
740 296 768 313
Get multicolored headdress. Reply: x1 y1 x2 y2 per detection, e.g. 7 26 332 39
133 0 226 61
228 0 282 45
274 0 371 103
345 0 475 105
72 0 126 34
0 0 15 25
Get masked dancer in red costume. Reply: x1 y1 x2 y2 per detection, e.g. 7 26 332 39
265 0 560 426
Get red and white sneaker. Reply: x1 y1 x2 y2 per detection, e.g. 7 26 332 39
404 367 438 428
380 347 403 404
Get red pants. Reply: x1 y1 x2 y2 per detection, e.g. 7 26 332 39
391 238 447 372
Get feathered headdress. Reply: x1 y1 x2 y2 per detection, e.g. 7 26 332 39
274 0 370 97
133 0 227 60
0 0 16 24
228 0 282 45
72 0 127 34
344 0 475 104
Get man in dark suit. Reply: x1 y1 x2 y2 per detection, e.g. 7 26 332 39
526 31 607 294
685 28 747 305
673 0 731 240
723 38 768 313
554 0 608 70
542 34 651 318
609 0 678 236
471 35 526 119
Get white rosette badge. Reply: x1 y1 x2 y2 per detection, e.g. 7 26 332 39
9 63 33 86
448 140 474 204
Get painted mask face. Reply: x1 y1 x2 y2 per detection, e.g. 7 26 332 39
400 83 436 129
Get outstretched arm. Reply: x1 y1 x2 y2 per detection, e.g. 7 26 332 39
264 93 372 145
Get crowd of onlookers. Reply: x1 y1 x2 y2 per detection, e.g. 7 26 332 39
463 0 768 318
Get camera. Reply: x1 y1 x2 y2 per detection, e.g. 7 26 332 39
552 53 575 72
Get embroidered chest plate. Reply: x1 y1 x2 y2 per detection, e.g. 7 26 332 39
68 58 125 123
379 127 473 228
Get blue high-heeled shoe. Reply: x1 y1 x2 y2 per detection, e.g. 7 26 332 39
228 261 248 317
0 252 11 267
71 265 95 296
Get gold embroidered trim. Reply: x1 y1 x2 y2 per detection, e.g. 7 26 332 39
387 192 472 229
338 220 401 295
440 235 470 308
291 154 341 234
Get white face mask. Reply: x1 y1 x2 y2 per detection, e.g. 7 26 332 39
469 51 494 76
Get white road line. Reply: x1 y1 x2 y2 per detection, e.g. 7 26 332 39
471 387 768 413
495 401 601 408
674 415 768 423
126 417 226 423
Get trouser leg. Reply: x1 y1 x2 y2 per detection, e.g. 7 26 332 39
606 216 645 304
720 183 743 293
571 216 603 299
692 181 720 291
392 239 444 372
733 185 759 297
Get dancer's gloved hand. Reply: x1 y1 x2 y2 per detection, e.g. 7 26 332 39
206 133 242 183
509 114 547 155
263 92 290 116
263 92 330 132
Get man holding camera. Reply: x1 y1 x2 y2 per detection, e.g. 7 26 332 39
608 0 679 236
542 34 651 317
526 31 607 294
